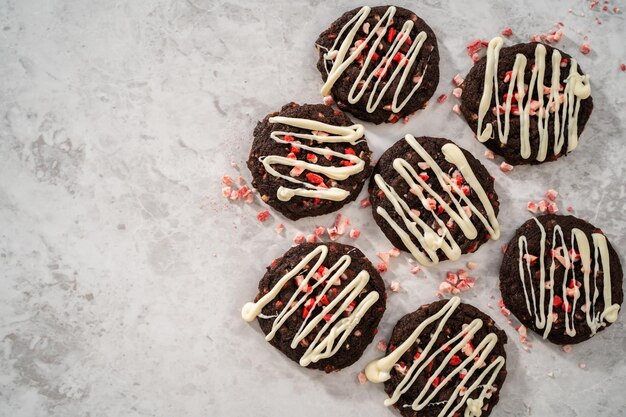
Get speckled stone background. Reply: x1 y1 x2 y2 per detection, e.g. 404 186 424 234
1 1 625 416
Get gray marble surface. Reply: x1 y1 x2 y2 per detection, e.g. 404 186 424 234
1 0 625 416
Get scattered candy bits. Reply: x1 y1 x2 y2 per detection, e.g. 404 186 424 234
376 340 388 351
501 27 513 37
580 42 592 54
437 269 476 297
390 281 400 292
527 189 564 215
221 175 255 203
437 94 448 104
349 228 361 239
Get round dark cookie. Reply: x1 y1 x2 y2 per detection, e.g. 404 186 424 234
500 214 623 344
315 5 440 124
251 242 386 372
383 299 508 417
369 136 499 264
248 103 372 220
460 42 593 165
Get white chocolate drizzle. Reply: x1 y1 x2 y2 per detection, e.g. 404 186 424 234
517 218 620 339
241 245 380 367
373 134 500 266
261 116 366 202
320 6 430 114
476 37 591 161
365 296 505 417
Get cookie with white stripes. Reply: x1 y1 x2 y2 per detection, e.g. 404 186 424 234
364 297 508 417
248 103 372 220
460 38 593 165
500 214 623 344
241 242 386 372
369 135 500 266
315 5 439 124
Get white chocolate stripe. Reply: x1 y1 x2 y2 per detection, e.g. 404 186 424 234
261 116 365 202
365 296 505 416
241 245 380 367
374 134 500 266
320 6 430 114
517 218 619 339
476 37 591 161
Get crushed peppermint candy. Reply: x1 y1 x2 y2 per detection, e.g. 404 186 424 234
360 198 371 208
562 345 573 353
438 269 476 295
357 371 367 384
467 261 478 270
323 95 335 106
484 150 495 159
545 189 559 201
390 281 400 292
389 247 401 257
275 223 285 234
452 104 461 115
257 210 270 222
437 94 448 103
499 162 514 173
376 340 388 351
580 42 591 54
466 39 483 56
452 88 463 98
293 234 305 244
349 228 361 239
452 74 465 87
501 27 513 36
306 234 317 243
377 262 388 273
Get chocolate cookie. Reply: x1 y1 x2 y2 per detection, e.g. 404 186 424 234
365 297 508 417
369 135 500 266
241 242 386 372
248 103 372 220
315 5 440 124
500 214 623 345
460 37 593 165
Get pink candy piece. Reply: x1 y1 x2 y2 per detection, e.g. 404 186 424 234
221 175 234 186
377 262 388 273
306 234 317 243
334 213 351 235
452 88 463 98
276 223 285 234
467 261 478 270
390 281 400 292
562 345 573 353
452 104 461 115
466 39 483 56
499 162 514 173
357 372 367 384
293 234 305 244
545 189 559 201
453 74 465 87
527 201 538 213
501 27 513 36
349 228 361 239
410 265 422 274
389 247 401 257
580 43 591 54
323 95 335 106
437 94 448 103
360 198 371 208
484 150 495 159
314 226 326 237
377 252 391 264
257 210 270 222
376 340 388 351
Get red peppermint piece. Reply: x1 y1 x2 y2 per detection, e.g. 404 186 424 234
466 39 483 56
553 295 563 308
306 173 324 185
377 262 388 273
580 43 591 54
501 27 513 36
257 210 270 222
452 74 465 87
306 153 318 163
387 27 397 43
449 355 462 366
283 135 295 142
437 94 448 103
